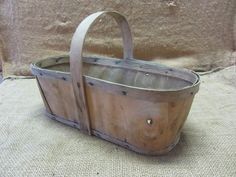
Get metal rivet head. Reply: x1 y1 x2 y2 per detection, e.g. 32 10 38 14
62 77 66 81
115 61 121 64
88 82 94 86
122 91 127 95
146 119 153 125
145 73 149 76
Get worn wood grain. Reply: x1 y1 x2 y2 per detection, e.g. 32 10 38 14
31 11 200 155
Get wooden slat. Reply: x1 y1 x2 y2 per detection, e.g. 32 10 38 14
37 77 79 123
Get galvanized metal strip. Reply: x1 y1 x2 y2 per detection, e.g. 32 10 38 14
46 111 180 155
83 57 199 84
31 56 199 85
31 63 71 81
84 76 200 102
46 111 81 129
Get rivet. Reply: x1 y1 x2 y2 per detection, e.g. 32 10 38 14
124 144 129 148
115 61 121 64
147 119 153 125
88 82 94 86
62 77 66 81
55 58 61 63
190 92 194 95
145 73 149 76
96 133 101 138
122 91 127 95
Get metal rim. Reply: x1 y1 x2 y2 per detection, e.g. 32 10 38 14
31 55 200 96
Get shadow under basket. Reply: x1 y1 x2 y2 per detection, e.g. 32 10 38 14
31 11 200 155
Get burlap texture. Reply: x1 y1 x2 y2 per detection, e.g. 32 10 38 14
0 66 235 176
0 0 236 76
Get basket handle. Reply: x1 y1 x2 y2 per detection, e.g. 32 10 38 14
70 11 133 134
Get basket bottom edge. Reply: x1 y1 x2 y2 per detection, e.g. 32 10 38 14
45 111 180 156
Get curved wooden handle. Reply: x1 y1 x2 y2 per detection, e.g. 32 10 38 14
70 11 133 134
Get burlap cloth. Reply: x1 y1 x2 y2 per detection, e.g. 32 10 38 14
1 0 236 75
0 66 235 176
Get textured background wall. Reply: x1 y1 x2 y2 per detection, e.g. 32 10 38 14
234 12 236 51
0 0 236 76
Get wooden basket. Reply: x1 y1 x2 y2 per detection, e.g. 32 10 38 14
31 11 200 155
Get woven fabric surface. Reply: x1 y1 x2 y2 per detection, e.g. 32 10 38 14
0 67 236 177
1 1 236 75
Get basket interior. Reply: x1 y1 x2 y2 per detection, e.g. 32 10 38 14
36 56 199 90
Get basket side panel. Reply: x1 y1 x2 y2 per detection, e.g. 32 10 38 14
86 84 195 153
35 77 53 114
37 77 80 123
168 96 194 138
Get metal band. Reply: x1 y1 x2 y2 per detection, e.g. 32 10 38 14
46 111 180 155
70 11 134 134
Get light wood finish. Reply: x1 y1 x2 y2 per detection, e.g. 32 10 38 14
31 11 200 155
37 77 79 123
70 11 133 134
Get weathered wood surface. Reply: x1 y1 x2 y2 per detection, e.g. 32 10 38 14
37 77 80 123
31 11 200 155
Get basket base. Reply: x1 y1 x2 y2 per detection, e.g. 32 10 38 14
46 111 180 155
